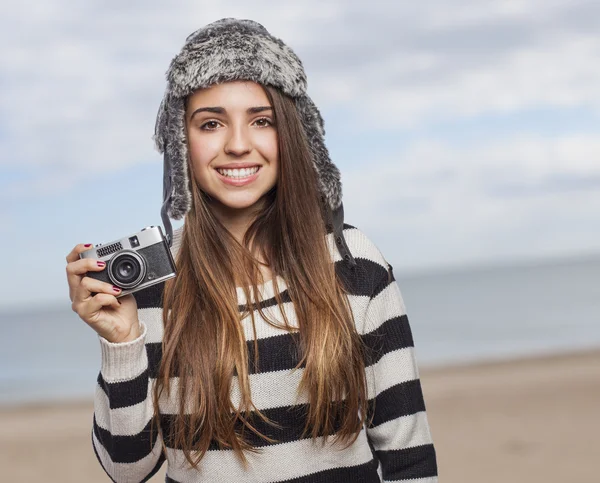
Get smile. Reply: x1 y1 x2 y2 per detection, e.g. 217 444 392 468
215 166 262 186
216 166 260 178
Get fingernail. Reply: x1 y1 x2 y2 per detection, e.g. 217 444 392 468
97 261 105 267
84 244 92 247
112 286 121 292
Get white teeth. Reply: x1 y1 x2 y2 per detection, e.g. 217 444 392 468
217 166 260 178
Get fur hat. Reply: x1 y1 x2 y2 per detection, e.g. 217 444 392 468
154 18 356 266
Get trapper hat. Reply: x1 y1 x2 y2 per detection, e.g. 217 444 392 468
154 17 356 267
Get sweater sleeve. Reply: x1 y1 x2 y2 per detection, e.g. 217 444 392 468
363 261 438 483
91 319 166 483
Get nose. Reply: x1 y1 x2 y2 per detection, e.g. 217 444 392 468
224 124 251 156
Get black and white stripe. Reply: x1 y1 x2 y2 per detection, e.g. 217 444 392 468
92 224 438 482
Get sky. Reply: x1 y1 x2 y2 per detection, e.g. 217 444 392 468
1 0 599 310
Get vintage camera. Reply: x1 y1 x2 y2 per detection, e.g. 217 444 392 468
79 225 177 298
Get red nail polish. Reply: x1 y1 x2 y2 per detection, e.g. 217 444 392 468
113 286 121 292
84 244 92 247
97 261 105 267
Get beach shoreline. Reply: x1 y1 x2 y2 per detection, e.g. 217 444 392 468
2 348 599 483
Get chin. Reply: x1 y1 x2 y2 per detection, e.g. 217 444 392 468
214 193 267 211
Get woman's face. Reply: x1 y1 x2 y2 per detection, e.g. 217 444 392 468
185 81 278 216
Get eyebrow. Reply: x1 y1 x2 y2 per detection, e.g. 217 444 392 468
189 106 272 120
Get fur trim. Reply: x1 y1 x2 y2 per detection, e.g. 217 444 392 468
154 18 342 220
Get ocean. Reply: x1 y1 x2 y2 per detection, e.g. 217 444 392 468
1 254 599 406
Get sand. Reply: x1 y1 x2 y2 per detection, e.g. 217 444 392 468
1 349 599 483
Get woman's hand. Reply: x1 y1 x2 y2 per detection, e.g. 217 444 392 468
66 243 140 343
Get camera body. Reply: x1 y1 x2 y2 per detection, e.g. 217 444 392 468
79 225 176 298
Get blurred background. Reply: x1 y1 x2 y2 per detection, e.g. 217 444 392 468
1 1 599 482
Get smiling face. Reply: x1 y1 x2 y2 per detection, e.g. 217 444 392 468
185 81 279 221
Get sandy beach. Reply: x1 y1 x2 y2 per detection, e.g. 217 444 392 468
1 348 598 483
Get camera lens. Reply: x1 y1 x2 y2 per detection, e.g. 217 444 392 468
108 251 146 289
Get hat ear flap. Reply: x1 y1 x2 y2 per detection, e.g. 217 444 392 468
295 95 343 212
153 90 168 153
156 95 192 221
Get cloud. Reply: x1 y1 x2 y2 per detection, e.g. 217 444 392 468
2 0 599 266
303 1 600 127
3 1 599 175
1 0 599 308
342 133 600 269
0 1 347 181
344 133 600 212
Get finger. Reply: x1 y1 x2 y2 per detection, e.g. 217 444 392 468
75 276 122 303
65 243 95 263
65 244 96 298
66 257 107 301
78 292 120 324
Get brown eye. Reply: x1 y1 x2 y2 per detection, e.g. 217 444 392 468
254 117 272 128
200 120 220 131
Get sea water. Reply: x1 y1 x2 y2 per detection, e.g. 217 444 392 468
1 254 599 405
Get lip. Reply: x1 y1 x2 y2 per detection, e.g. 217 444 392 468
215 163 262 169
215 165 262 186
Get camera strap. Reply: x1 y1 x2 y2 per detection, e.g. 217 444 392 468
331 202 357 268
161 151 173 248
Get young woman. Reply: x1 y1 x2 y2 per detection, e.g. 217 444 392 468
65 18 438 483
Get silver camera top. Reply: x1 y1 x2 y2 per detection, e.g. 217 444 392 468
80 226 166 261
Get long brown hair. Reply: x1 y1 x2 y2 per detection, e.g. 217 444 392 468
152 84 368 468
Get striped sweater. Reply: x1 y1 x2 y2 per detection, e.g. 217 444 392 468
92 224 438 482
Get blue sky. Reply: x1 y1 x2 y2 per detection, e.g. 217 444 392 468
2 0 599 310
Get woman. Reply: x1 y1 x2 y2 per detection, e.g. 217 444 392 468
65 18 438 482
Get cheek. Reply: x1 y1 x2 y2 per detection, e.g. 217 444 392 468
256 131 279 164
187 133 218 170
